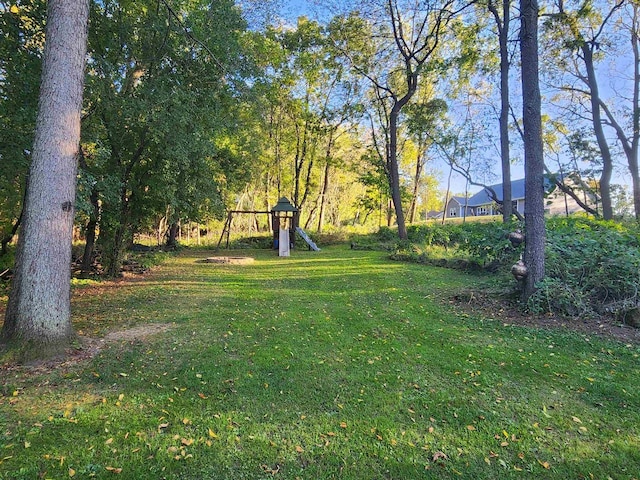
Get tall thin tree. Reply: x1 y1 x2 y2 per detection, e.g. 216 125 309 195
520 0 545 300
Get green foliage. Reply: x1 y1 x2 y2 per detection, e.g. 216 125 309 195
528 217 640 317
0 1 45 242
403 221 522 269
0 246 14 273
375 226 397 241
78 0 255 275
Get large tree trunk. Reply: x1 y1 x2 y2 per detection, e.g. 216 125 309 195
167 222 180 249
627 5 640 219
520 0 545 301
1 0 89 361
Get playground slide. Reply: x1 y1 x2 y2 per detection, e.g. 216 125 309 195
295 227 321 251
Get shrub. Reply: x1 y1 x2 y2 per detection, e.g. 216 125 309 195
376 226 397 241
528 217 640 317
455 221 521 266
405 221 523 266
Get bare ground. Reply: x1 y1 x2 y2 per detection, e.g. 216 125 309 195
450 288 640 345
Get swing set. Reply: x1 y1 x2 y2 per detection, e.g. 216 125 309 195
216 197 299 250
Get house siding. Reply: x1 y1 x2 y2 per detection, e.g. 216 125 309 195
441 174 595 219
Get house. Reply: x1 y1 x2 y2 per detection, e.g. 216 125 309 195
444 175 597 219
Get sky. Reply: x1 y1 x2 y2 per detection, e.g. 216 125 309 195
271 0 631 200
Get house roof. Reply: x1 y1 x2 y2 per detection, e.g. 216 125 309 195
460 175 555 207
449 196 468 206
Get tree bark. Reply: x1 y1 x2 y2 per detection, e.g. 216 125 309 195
388 104 408 239
408 148 425 224
489 0 513 222
520 0 545 301
167 222 180 249
2 0 89 361
81 189 99 274
317 161 331 233
581 45 614 219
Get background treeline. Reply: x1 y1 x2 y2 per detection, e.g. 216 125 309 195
1 0 639 277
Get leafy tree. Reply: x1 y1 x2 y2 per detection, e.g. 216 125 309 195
0 1 46 254
330 0 472 240
542 0 627 220
2 0 89 360
249 17 365 231
405 98 447 224
81 0 252 274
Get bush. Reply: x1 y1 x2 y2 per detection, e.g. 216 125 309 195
404 220 522 269
455 221 521 266
528 217 640 317
376 226 398 241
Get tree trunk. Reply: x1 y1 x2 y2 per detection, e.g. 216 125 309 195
582 45 614 220
628 5 640 219
317 131 334 234
317 161 330 233
1 0 89 361
1 210 23 257
520 0 545 301
498 0 513 222
81 188 99 274
408 151 423 224
389 106 408 239
167 222 180 249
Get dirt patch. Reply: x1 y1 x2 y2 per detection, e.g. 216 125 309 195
196 256 255 265
451 289 640 345
78 322 174 358
0 323 174 375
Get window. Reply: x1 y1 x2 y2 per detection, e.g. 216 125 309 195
449 208 457 217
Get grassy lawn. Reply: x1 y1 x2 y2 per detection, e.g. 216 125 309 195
1 245 639 479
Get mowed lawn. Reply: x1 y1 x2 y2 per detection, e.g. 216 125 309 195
1 246 639 479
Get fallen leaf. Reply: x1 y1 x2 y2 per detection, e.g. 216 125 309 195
295 446 304 453
208 428 218 438
340 422 347 429
105 466 123 473
572 416 582 424
432 451 448 462
466 425 476 431
537 459 550 469
69 468 76 477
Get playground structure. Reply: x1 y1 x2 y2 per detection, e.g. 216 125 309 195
216 197 320 252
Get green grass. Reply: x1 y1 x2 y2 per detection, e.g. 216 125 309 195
1 246 639 479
